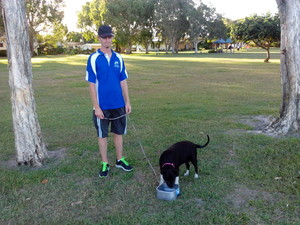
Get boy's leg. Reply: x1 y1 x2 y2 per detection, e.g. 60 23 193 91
114 134 123 160
111 108 126 160
98 137 108 163
93 109 110 162
98 137 110 178
93 109 111 178
114 133 133 171
111 108 132 171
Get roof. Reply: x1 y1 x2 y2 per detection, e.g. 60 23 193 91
213 38 226 44
213 38 232 44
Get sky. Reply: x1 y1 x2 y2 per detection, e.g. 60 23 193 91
63 0 278 32
62 0 90 32
201 0 278 20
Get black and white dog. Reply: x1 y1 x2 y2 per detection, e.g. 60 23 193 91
159 135 210 188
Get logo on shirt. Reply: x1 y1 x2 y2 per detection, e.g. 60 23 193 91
114 61 120 69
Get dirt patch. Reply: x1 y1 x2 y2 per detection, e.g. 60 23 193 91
238 115 274 130
1 158 18 169
1 148 67 170
226 185 274 208
231 115 300 138
227 115 277 137
47 148 67 160
224 185 291 223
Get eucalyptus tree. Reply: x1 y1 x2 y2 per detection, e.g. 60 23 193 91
106 0 156 53
67 32 84 42
77 0 156 53
37 21 68 54
25 0 65 55
265 0 300 135
231 13 280 62
187 1 213 53
138 28 153 54
136 0 157 54
52 21 68 44
1 0 47 166
77 0 107 38
154 0 192 54
207 13 227 40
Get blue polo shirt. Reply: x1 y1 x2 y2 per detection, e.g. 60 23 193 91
86 49 128 110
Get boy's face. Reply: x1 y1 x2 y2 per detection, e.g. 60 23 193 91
99 36 113 49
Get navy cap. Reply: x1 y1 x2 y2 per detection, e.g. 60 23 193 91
98 25 114 38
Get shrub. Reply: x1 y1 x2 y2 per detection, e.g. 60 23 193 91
0 50 7 57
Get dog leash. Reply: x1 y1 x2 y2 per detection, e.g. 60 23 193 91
103 113 128 121
128 115 160 183
100 113 160 183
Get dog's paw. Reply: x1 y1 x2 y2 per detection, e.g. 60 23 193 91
184 170 190 176
194 174 199 179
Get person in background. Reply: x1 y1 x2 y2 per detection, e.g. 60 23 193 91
86 25 133 178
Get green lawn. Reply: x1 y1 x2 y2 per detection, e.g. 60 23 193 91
0 48 299 224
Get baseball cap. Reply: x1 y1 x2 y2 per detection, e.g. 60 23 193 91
98 25 114 38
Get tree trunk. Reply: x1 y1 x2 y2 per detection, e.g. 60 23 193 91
145 41 149 54
171 37 176 54
125 45 132 54
164 40 170 54
2 0 47 166
264 48 270 63
193 38 199 54
265 0 300 135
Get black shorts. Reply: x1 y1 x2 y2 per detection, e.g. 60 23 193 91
92 107 127 138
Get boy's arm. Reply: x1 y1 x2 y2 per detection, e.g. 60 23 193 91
89 82 104 119
121 80 131 114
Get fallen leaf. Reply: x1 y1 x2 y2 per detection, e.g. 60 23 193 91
41 179 48 184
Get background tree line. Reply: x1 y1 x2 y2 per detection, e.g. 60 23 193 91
77 0 228 54
0 0 280 56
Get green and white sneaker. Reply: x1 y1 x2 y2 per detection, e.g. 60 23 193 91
99 162 110 178
116 157 133 172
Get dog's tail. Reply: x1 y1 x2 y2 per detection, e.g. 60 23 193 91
195 135 210 148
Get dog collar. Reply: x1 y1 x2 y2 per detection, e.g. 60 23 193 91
162 163 175 168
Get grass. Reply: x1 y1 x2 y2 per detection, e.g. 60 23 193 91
0 48 299 224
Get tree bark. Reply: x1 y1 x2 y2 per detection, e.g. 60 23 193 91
2 0 47 166
193 38 199 54
264 48 270 63
265 0 300 135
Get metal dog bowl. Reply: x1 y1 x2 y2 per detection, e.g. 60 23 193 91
156 183 180 201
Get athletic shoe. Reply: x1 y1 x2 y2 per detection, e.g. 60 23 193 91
99 161 110 178
116 157 133 171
